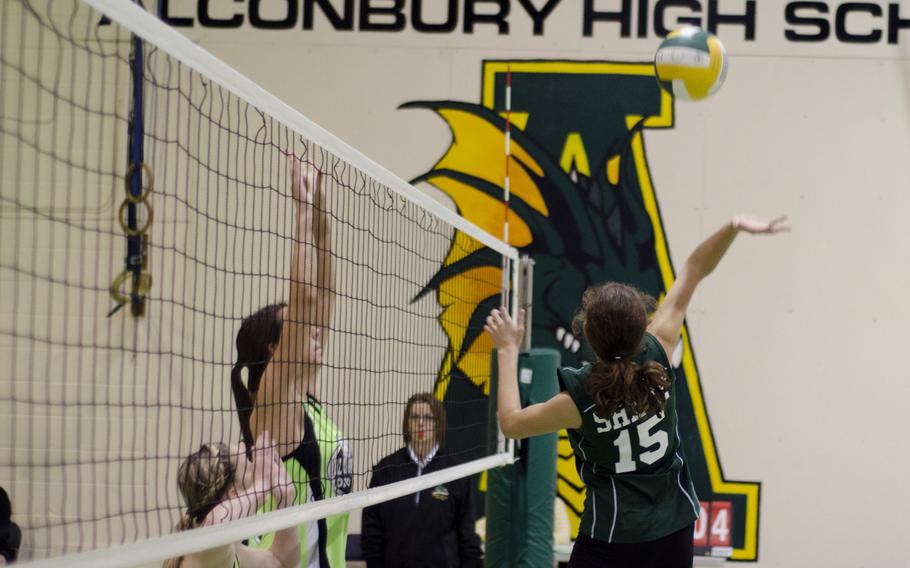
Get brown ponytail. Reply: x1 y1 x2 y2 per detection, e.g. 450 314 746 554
230 364 255 461
231 303 287 460
587 359 670 418
573 282 670 418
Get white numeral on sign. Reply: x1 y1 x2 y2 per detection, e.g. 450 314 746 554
711 507 730 543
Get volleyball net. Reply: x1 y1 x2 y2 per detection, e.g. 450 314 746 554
0 0 520 564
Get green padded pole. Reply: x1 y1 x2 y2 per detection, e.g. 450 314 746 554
485 352 522 568
486 348 560 568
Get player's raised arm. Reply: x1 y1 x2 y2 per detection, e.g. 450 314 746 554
485 309 582 439
251 156 322 454
313 166 334 359
647 214 790 356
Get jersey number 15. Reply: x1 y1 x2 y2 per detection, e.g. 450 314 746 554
595 412 668 473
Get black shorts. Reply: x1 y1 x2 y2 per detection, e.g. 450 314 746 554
567 523 694 568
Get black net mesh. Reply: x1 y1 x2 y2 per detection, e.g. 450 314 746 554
0 0 508 560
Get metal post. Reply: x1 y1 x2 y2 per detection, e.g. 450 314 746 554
518 255 534 352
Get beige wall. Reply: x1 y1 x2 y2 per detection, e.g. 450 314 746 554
4 0 910 565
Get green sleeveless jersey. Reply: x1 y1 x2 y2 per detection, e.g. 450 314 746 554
304 398 351 567
558 332 699 543
250 398 351 567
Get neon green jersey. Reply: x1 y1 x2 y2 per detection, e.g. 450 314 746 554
249 398 351 567
305 398 351 567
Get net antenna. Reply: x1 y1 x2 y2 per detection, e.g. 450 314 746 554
519 256 534 352
502 64 513 315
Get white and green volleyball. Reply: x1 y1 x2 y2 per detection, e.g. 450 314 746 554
654 27 728 101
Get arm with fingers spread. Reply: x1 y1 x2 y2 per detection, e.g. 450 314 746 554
486 309 582 439
648 214 789 354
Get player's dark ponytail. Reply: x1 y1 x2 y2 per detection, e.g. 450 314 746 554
231 303 287 460
573 283 670 418
230 365 255 461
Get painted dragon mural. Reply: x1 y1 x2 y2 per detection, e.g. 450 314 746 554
405 61 761 561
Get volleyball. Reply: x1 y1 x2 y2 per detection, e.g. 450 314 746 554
654 26 728 101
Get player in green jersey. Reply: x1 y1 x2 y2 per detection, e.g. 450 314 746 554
229 156 349 567
250 397 352 567
486 214 789 568
240 155 333 463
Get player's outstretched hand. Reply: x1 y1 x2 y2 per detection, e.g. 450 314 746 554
732 214 790 234
485 308 526 352
288 154 320 205
266 440 295 509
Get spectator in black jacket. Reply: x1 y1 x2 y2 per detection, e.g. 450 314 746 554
361 392 483 568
